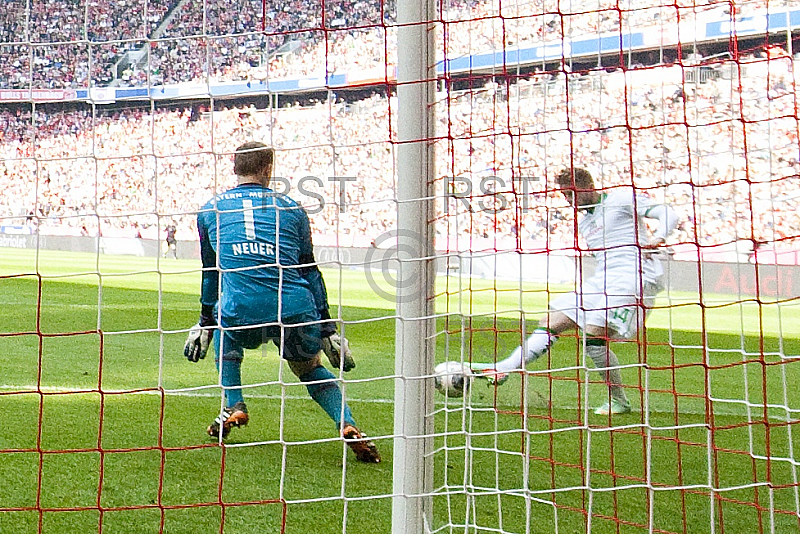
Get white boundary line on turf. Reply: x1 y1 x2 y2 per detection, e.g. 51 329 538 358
0 383 549 411
3 384 799 420
0 384 401 404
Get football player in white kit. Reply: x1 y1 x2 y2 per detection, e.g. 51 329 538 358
471 167 679 415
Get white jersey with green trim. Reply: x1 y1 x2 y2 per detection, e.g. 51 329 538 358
577 189 665 291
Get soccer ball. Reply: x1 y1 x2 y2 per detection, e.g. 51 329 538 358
434 361 471 397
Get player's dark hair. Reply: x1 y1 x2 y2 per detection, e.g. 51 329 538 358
556 167 593 189
234 142 274 177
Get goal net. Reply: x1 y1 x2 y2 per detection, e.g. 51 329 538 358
1 0 799 533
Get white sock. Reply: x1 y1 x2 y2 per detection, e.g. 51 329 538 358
585 343 628 404
495 328 556 374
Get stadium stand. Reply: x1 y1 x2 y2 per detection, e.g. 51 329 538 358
0 48 798 257
1 0 799 263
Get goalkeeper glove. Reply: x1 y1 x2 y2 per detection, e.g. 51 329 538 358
322 333 355 372
184 311 216 363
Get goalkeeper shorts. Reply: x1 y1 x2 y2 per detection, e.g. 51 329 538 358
214 314 323 362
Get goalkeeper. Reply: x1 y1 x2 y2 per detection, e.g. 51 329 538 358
184 141 379 463
471 167 679 415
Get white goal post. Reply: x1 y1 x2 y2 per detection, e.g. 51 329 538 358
392 0 438 531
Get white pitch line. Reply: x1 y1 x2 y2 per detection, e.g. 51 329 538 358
0 384 495 409
0 384 398 404
3 383 798 420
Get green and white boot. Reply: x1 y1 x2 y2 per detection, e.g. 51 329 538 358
594 398 632 415
468 363 510 386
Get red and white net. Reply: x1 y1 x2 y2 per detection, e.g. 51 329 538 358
1 0 800 532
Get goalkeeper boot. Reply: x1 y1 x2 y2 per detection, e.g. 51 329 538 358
469 363 510 386
207 402 249 439
594 398 632 416
342 425 381 463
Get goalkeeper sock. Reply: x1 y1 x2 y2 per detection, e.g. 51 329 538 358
300 366 355 428
495 328 557 374
217 358 245 407
585 339 628 403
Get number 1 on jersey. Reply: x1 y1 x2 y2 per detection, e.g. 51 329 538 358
243 199 256 240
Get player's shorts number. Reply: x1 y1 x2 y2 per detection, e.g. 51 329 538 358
611 308 633 323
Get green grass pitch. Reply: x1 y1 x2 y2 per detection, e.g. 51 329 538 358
1 248 800 533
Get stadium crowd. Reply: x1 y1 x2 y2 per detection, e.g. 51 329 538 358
1 0 794 88
0 0 178 89
0 46 798 254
